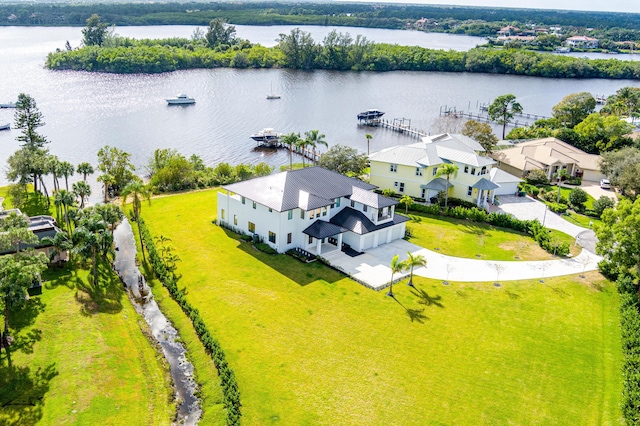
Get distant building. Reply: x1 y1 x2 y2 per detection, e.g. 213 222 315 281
565 36 599 49
497 25 520 37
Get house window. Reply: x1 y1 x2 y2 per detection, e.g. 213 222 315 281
300 210 305 219
233 215 238 226
322 207 327 216
241 196 245 204
310 209 315 219
288 210 293 220
363 205 368 212
268 231 276 244
394 181 398 187
287 233 292 244
252 201 257 209
432 167 438 176
390 163 398 173
421 188 426 198
471 168 476 175
416 167 423 176
399 183 405 193
248 222 255 233
467 186 473 196
480 166 486 175
350 200 355 208
268 207 272 212
464 165 469 174
315 208 321 218
334 198 341 207
308 235 313 244
221 209 225 220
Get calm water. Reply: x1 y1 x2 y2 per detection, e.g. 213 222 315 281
1 25 639 190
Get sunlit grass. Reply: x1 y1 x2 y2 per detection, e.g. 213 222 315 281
141 189 622 425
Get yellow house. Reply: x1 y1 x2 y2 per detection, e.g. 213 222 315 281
369 133 520 207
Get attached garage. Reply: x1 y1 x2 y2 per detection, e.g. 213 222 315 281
490 168 522 196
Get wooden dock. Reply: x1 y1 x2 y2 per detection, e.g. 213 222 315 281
441 105 550 128
359 117 428 139
254 139 320 163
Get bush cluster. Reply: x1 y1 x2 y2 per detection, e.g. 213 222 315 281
139 219 242 425
399 202 569 256
617 275 640 424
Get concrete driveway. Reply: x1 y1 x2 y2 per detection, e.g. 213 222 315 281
580 180 616 202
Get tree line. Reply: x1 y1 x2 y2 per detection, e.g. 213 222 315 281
46 19 640 80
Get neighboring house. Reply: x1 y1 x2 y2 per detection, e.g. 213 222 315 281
369 133 520 207
217 167 410 256
0 209 67 263
497 26 520 36
565 36 599 48
491 137 604 182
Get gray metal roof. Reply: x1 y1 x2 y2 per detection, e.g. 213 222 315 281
349 186 397 208
222 167 377 212
369 145 427 167
472 178 501 190
330 207 410 235
489 167 523 183
420 178 453 191
303 220 348 239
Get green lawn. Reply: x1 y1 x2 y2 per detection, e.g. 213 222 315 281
142 189 623 425
405 211 579 260
0 262 175 425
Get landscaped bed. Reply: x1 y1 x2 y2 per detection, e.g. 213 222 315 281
141 188 622 425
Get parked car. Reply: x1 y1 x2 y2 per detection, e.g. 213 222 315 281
600 178 611 189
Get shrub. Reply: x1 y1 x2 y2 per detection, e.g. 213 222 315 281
592 195 615 217
565 177 582 186
568 187 588 210
524 169 550 185
548 203 568 213
255 242 277 254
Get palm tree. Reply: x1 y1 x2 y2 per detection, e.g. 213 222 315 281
55 189 75 232
304 129 327 165
399 194 413 214
73 213 112 286
296 138 309 168
365 133 372 156
46 155 61 193
404 252 427 287
72 180 92 209
97 173 115 203
281 132 301 170
95 203 124 237
122 178 151 260
435 163 459 207
387 254 406 297
58 161 75 191
41 230 73 266
76 162 95 182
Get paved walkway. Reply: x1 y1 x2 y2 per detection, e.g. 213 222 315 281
324 239 601 291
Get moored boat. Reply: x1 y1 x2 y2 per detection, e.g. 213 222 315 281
357 109 385 120
0 102 16 108
250 128 280 143
166 94 195 105
0 123 10 131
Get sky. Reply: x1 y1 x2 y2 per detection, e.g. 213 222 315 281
338 0 640 14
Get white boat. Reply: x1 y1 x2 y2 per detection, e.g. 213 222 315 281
166 94 195 105
266 82 280 100
250 128 280 143
0 123 10 131
0 102 16 108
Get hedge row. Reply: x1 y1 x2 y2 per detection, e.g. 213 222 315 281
138 218 242 425
400 202 570 256
617 275 640 425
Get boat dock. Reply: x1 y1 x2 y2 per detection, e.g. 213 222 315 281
254 139 320 164
359 117 428 139
442 105 550 128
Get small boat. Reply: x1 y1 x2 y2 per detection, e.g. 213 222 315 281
266 82 281 100
166 94 195 105
250 128 280 143
595 95 607 105
0 123 10 131
357 109 385 120
0 102 16 108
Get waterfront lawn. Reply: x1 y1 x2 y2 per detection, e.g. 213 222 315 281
142 189 622 425
0 261 174 426
405 211 579 260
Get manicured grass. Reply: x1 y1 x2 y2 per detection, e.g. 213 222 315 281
405 211 579 260
564 210 603 229
0 261 175 425
142 189 623 425
541 185 596 209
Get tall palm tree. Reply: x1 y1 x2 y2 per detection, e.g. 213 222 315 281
404 252 427 287
41 230 73 266
281 132 301 170
304 129 327 165
72 180 92 209
365 133 372 156
97 173 115 203
55 189 75 232
58 161 75 191
122 178 151 260
387 254 406 297
76 162 95 182
95 203 124 237
296 138 309 168
435 163 459 208
73 213 112 286
46 155 61 193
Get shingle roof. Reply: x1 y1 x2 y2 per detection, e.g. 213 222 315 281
349 186 397 208
330 207 410 235
222 167 377 212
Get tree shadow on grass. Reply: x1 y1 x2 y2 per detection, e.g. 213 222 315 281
9 298 45 332
43 263 76 291
0 350 58 426
410 287 445 309
75 261 123 315
389 296 429 323
460 223 487 236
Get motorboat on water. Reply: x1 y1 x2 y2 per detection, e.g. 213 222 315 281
357 109 385 120
166 94 195 105
0 123 10 131
0 102 16 108
250 128 280 143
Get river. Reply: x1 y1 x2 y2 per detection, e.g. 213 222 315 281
1 25 639 191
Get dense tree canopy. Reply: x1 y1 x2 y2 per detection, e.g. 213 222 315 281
600 147 640 198
552 92 596 128
82 14 111 47
596 197 640 278
462 120 498 153
318 145 368 177
488 94 523 139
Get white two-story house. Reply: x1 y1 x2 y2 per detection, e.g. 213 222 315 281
369 133 521 207
217 167 409 256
